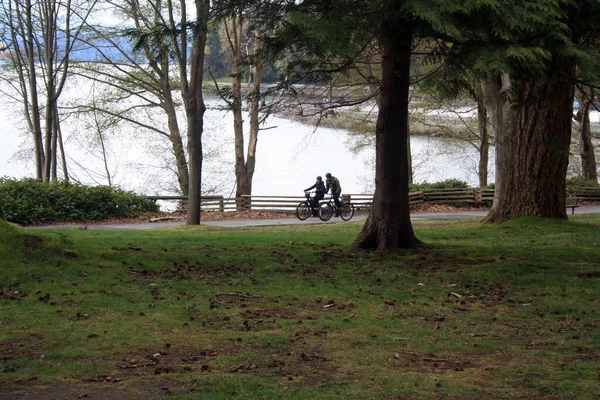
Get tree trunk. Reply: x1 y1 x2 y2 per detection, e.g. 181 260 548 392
57 122 68 181
22 0 45 180
244 28 264 208
160 71 190 196
482 76 516 222
185 0 209 225
227 17 263 211
476 85 489 187
43 94 55 181
484 61 575 222
226 14 251 210
576 88 598 182
51 105 59 181
407 126 413 185
352 29 420 250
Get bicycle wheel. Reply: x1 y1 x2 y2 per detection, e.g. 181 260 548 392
296 201 311 221
339 202 355 221
318 202 333 221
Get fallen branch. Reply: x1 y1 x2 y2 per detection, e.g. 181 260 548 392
423 358 450 363
215 292 259 298
230 364 256 372
149 216 185 223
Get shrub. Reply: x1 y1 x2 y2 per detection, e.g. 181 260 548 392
409 179 469 192
0 178 159 225
566 176 600 187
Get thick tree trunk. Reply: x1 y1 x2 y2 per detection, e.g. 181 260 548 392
352 29 420 250
484 61 575 222
185 0 209 225
576 88 598 182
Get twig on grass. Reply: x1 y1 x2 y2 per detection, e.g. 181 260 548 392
215 292 259 298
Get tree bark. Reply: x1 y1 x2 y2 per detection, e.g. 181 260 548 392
576 88 598 182
159 55 190 196
245 28 264 206
226 14 251 210
482 75 516 222
185 0 209 225
484 60 575 222
227 18 263 211
475 85 489 188
22 0 45 180
352 28 420 250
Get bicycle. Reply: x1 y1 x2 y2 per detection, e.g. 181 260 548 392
296 192 331 221
319 195 355 221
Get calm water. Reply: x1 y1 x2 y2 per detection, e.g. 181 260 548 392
0 81 495 201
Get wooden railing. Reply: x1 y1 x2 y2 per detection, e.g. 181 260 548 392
145 195 226 212
145 187 504 212
567 186 600 201
146 186 597 212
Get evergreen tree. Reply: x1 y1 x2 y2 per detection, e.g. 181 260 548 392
205 24 229 79
420 0 600 221
262 0 421 249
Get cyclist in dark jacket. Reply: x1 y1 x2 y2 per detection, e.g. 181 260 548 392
325 172 342 209
304 176 326 210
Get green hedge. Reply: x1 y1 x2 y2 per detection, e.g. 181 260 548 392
0 178 159 225
409 179 469 192
566 176 600 187
0 193 5 221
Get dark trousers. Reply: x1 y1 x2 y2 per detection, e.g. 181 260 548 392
312 193 324 209
332 192 341 208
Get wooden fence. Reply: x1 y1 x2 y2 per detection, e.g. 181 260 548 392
146 187 507 212
145 195 226 212
567 186 600 201
147 186 597 212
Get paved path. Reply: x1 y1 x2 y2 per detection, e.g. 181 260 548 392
26 205 600 230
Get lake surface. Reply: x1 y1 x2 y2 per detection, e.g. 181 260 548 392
0 80 495 203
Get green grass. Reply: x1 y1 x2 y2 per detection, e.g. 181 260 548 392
1 216 599 399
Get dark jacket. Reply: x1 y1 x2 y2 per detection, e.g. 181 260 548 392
305 180 326 195
326 176 341 195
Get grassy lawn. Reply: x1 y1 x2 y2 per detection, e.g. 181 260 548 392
1 216 599 399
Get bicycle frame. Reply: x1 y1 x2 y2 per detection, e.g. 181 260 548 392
296 191 330 221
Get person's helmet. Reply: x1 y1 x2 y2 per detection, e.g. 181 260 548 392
316 176 322 181
325 173 332 178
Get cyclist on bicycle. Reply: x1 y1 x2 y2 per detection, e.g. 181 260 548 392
325 173 342 212
304 176 326 212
